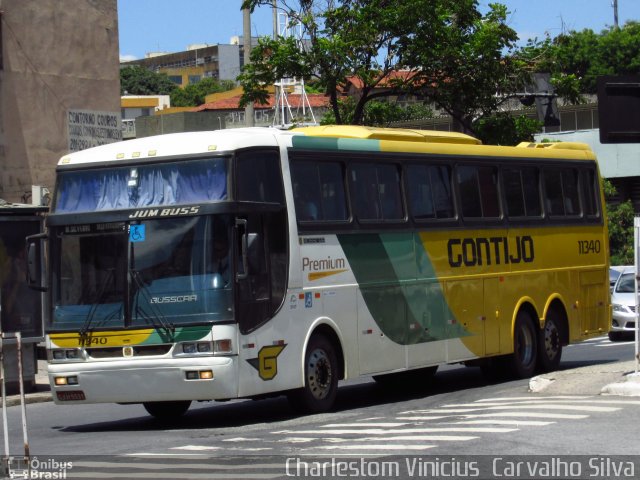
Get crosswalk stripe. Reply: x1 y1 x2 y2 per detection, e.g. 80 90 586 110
464 412 588 419
418 404 619 413
320 423 409 428
447 419 555 426
273 427 516 435
472 396 592 402
311 444 436 451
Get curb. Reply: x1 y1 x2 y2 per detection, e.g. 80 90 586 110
5 392 52 408
601 372 640 396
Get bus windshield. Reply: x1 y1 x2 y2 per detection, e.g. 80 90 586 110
51 215 233 331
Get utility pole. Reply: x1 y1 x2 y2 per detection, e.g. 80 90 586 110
613 0 619 29
243 6 255 127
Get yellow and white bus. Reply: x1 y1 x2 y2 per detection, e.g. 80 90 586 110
29 126 610 419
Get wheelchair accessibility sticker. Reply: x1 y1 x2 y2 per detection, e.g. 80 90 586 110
129 224 146 242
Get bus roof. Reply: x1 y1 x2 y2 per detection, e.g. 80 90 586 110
57 126 596 168
293 125 596 161
57 128 295 167
293 125 482 145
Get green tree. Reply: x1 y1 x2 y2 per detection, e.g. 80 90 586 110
519 21 640 95
473 113 542 146
404 2 527 134
170 78 236 107
320 97 433 126
604 180 635 265
120 65 177 95
240 0 524 129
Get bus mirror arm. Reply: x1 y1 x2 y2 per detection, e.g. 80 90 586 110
235 218 249 281
25 233 48 292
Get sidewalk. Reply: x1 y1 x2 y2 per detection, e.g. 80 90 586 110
3 360 51 407
529 359 640 396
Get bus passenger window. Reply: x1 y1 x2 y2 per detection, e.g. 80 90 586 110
581 169 600 217
351 163 403 222
407 164 454 220
543 167 580 217
291 160 348 222
457 165 500 218
504 167 541 218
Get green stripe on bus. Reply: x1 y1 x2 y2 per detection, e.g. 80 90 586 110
292 136 381 152
338 233 467 345
141 325 212 345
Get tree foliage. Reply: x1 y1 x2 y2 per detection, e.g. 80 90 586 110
518 21 640 96
170 78 236 107
472 113 542 146
120 66 177 95
320 98 433 126
604 180 635 265
240 0 524 129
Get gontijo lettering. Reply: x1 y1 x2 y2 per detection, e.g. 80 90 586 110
448 235 534 267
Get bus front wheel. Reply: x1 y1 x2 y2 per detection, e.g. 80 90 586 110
510 310 538 378
143 400 192 420
288 334 338 413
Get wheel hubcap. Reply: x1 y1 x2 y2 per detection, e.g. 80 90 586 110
307 348 332 400
544 321 560 359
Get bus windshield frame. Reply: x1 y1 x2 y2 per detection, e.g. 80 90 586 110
49 214 234 332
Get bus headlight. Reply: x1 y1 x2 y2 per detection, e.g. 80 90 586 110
179 342 214 355
49 349 84 362
177 340 231 356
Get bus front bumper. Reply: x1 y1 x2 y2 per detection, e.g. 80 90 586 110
48 356 238 404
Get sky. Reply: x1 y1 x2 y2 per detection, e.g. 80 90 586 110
118 0 640 62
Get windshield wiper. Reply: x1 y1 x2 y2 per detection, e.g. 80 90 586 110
130 269 175 342
79 268 116 338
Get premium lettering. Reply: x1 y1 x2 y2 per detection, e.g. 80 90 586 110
302 256 346 272
448 236 534 267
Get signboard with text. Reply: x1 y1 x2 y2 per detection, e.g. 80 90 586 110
67 109 122 152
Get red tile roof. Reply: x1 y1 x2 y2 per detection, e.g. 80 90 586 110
193 93 330 111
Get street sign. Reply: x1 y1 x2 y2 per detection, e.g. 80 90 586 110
67 109 122 152
597 76 640 144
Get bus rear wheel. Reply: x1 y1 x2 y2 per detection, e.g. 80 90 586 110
287 334 338 414
537 311 563 372
143 400 191 420
509 310 538 378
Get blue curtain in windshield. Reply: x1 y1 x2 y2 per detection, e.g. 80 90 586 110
55 159 227 213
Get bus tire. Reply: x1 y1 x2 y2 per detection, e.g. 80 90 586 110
287 334 338 414
143 400 191 420
537 310 563 372
509 310 538 378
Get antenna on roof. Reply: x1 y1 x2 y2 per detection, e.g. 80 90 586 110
272 9 316 128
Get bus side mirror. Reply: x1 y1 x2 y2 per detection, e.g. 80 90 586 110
26 233 47 292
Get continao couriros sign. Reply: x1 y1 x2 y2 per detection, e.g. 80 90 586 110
67 109 122 152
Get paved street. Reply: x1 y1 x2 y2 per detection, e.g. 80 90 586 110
2 336 638 479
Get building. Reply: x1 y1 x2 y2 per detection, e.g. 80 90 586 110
193 88 330 127
122 43 243 88
0 0 121 203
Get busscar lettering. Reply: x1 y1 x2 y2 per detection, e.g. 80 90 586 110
448 236 534 267
150 294 198 304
